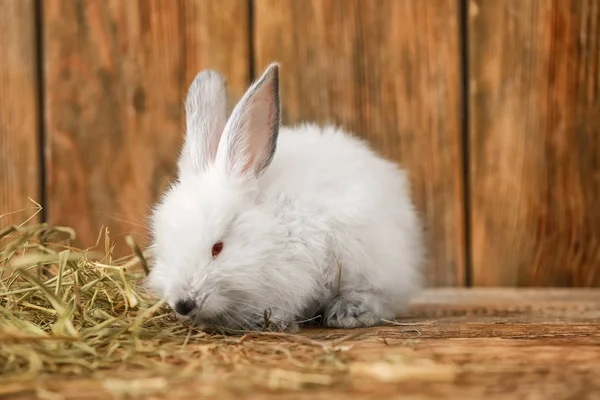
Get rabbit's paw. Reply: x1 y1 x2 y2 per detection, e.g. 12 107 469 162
323 295 382 329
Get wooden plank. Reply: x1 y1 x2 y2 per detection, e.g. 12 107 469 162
469 0 600 286
254 0 465 286
0 0 40 226
3 288 600 399
408 287 600 322
43 0 249 255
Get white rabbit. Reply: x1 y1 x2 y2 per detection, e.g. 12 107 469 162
146 63 425 333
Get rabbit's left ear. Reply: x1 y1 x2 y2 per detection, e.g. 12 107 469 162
215 62 280 178
179 70 228 176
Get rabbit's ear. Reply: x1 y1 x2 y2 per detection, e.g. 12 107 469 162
215 63 280 178
178 70 228 176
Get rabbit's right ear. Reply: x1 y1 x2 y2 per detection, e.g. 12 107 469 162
178 70 228 176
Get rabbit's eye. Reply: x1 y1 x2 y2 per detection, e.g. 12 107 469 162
211 241 224 257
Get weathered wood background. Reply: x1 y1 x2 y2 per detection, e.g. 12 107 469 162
0 0 598 287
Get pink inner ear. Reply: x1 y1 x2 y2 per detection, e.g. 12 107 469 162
216 63 279 177
239 93 275 175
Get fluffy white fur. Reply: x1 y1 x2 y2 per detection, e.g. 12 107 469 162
147 63 425 332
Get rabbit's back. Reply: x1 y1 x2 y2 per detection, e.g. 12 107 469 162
261 123 415 220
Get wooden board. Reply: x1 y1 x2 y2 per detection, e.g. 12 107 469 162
254 0 465 287
469 0 600 286
3 288 600 399
43 0 249 255
0 0 40 226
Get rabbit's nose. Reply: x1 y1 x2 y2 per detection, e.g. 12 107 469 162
174 299 195 315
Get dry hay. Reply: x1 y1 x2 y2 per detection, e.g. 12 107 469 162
0 205 442 399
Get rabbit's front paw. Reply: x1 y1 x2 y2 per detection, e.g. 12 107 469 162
259 309 300 333
322 295 381 329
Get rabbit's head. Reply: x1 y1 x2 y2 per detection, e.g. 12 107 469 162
147 64 286 330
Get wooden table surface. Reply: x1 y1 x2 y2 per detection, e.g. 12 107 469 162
2 288 600 400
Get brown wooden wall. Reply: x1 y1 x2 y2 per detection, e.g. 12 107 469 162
0 0 599 288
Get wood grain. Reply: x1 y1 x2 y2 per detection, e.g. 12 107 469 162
254 0 465 286
43 0 249 255
469 0 600 286
3 288 600 399
0 0 40 226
